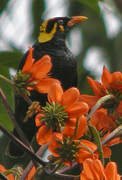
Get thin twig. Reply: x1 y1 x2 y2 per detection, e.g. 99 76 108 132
54 173 79 179
0 87 32 151
55 162 79 179
0 124 47 167
20 144 48 180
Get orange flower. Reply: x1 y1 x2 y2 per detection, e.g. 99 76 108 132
21 46 59 93
0 164 15 180
35 83 89 145
48 83 89 118
76 140 98 164
88 66 122 97
90 108 116 131
48 132 84 166
80 158 120 180
63 115 87 139
79 67 122 114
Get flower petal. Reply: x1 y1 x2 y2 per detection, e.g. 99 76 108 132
75 115 87 139
79 94 99 108
87 77 106 97
91 108 116 131
22 47 34 73
66 101 89 118
47 82 63 103
36 125 53 145
112 72 122 82
35 113 43 127
63 115 87 139
102 146 111 158
62 87 80 107
102 66 112 88
35 78 60 94
48 132 63 157
77 140 97 164
30 55 52 80
105 162 120 180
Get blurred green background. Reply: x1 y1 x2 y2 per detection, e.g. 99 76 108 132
0 0 122 175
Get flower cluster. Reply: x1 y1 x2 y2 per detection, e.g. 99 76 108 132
24 49 121 178
1 46 121 179
27 55 121 179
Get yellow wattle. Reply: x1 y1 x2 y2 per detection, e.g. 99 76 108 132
38 23 57 43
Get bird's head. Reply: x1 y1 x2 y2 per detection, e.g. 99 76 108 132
38 16 87 43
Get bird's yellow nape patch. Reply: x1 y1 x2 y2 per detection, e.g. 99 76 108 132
38 22 57 43
59 25 64 32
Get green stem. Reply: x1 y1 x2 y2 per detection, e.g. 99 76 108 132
0 74 14 86
87 94 115 120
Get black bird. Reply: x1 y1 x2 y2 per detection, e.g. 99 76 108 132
8 16 87 157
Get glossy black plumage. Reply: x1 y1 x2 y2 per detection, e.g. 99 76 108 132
8 16 86 157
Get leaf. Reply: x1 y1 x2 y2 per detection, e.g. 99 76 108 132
0 65 14 131
31 0 45 40
0 0 9 14
70 0 101 14
0 51 23 69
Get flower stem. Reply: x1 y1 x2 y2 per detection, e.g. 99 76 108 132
0 74 14 86
87 94 115 120
0 124 47 166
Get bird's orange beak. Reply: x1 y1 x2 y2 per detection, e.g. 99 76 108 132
67 16 88 27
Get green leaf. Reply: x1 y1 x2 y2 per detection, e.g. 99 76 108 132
70 0 101 14
0 0 9 14
0 51 23 69
0 65 14 131
31 0 45 40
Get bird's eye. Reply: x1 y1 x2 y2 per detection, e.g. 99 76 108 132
58 20 63 25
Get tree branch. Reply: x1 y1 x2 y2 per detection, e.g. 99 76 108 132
0 124 47 167
20 144 48 180
0 87 33 152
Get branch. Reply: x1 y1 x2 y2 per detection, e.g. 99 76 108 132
0 88 32 148
20 144 48 180
0 124 47 167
